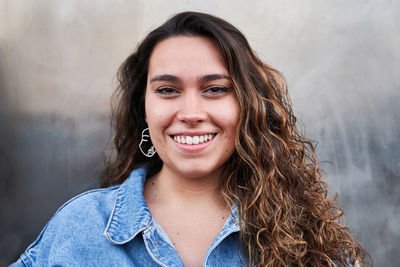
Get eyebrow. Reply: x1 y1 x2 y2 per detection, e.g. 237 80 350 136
149 74 231 83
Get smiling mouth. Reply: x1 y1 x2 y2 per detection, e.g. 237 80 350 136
172 134 216 145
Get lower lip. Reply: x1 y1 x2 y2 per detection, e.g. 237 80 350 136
171 136 215 152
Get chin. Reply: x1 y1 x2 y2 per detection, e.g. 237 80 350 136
174 163 223 180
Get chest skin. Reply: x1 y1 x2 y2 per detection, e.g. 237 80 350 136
143 177 231 267
152 203 231 266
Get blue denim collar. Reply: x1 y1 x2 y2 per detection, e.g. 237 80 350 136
104 167 152 244
103 166 240 245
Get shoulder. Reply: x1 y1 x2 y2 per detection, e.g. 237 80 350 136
14 185 121 266
12 166 150 266
53 185 120 221
36 165 148 228
48 185 120 228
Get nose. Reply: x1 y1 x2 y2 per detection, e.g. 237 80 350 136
176 91 207 125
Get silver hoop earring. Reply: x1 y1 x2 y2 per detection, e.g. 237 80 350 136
139 128 156 157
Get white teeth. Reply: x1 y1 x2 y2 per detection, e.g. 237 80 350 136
173 134 215 145
193 136 199 144
186 136 193 145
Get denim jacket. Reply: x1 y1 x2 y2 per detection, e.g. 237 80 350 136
11 166 245 267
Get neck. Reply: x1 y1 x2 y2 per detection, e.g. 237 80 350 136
145 165 226 209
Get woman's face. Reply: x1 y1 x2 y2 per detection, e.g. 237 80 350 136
145 36 238 180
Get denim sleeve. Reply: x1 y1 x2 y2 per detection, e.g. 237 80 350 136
9 258 25 267
9 188 114 267
9 215 57 266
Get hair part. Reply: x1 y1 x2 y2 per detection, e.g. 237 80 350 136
102 11 368 266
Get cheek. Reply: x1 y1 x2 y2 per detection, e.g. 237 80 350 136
211 100 239 154
147 112 170 130
216 100 239 132
145 93 163 126
224 102 239 146
144 90 150 123
145 101 175 135
146 113 169 149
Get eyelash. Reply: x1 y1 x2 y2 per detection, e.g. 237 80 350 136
154 87 177 95
204 86 229 95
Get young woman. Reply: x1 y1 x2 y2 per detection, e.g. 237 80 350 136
12 11 365 266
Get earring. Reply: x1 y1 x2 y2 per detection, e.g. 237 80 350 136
139 128 156 157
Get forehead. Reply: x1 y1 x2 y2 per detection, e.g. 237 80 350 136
147 36 228 78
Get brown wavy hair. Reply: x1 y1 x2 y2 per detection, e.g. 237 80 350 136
102 11 367 266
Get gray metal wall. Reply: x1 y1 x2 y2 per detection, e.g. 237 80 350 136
1 1 399 265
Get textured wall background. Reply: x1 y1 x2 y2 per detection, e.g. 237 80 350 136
1 0 399 265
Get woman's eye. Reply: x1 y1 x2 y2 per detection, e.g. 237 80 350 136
204 86 229 95
154 87 178 96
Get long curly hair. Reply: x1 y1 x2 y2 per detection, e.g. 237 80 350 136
101 11 367 266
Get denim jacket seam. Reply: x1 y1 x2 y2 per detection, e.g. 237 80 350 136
19 251 31 266
104 184 139 244
142 219 154 234
143 223 171 267
203 225 240 266
104 185 123 244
